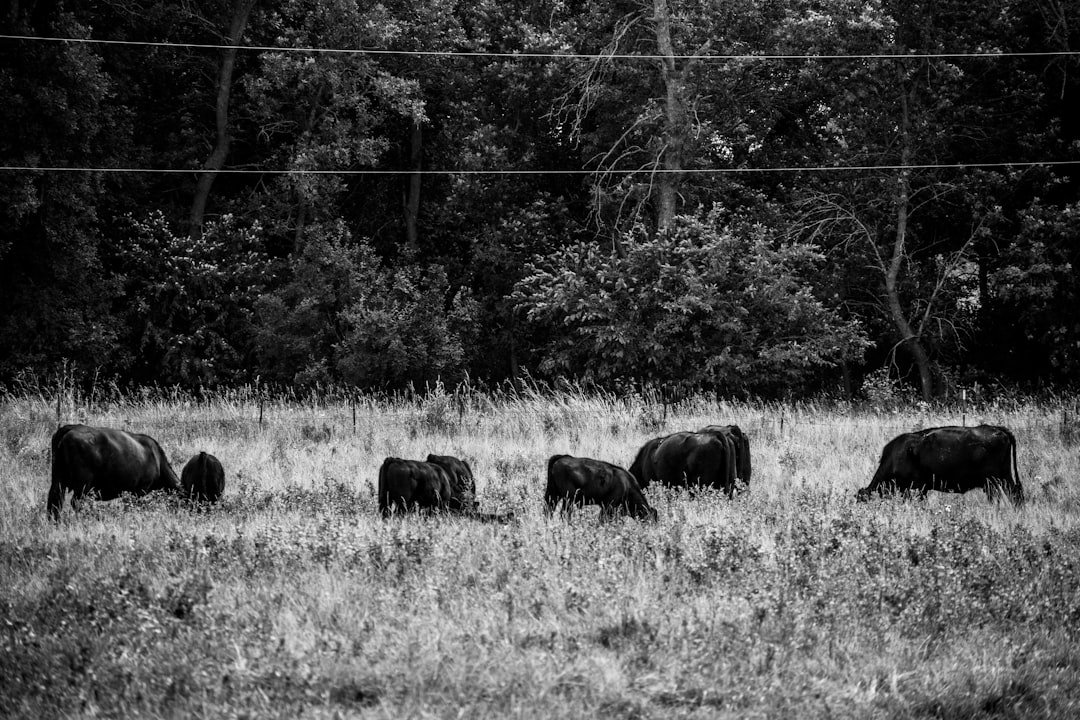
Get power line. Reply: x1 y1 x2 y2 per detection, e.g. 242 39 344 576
2 34 1079 61
2 161 1080 175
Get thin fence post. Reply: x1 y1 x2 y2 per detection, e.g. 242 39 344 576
258 389 264 429
961 388 966 427
780 409 785 435
352 393 357 435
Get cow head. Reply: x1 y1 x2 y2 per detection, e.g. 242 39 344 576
635 504 659 522
426 454 479 511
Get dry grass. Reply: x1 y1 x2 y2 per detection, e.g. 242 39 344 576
1 387 1079 719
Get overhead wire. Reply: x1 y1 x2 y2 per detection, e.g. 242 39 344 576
1 34 1077 176
1 161 1079 175
2 33 1080 61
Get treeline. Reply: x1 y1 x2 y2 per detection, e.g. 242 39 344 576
1 0 1078 399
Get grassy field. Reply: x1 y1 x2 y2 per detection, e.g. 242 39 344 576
2 386 1079 719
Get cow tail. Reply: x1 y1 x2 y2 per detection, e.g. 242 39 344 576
544 455 565 514
377 458 393 517
48 433 67 520
1006 428 1023 504
724 436 737 496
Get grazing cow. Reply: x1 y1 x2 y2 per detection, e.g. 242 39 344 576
856 425 1023 504
698 424 752 484
181 451 225 502
546 454 657 521
49 424 181 519
424 453 478 511
378 455 513 521
629 430 738 496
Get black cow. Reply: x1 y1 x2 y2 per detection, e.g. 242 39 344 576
698 424 752 484
425 453 478 511
181 451 225 502
856 425 1023 504
545 454 658 521
49 424 181 519
378 455 512 521
629 430 738 496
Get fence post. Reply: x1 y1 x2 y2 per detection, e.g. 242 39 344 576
258 388 264 429
961 388 966 427
351 393 357 435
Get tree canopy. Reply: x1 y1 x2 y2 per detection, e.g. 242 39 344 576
1 0 1078 398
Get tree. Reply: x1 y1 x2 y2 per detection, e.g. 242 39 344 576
551 0 762 237
254 221 475 388
111 211 272 386
781 0 1047 399
513 207 868 395
0 10 127 378
189 0 259 240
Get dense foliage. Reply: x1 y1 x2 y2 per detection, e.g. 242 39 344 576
1 0 1078 397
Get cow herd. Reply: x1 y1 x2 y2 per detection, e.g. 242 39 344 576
48 424 224 520
43 421 1025 521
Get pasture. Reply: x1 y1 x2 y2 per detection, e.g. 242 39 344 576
1 386 1079 719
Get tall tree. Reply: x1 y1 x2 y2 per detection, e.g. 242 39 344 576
189 0 258 240
552 0 760 238
782 0 1046 398
0 8 127 377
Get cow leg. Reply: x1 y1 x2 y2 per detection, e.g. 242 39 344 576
543 491 560 517
47 481 65 520
70 488 86 514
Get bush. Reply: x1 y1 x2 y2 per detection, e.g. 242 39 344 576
513 208 869 396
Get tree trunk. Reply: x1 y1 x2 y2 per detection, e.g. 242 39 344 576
886 80 935 401
403 116 422 254
189 0 257 241
652 0 684 234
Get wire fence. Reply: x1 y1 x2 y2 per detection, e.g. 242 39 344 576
23 392 1079 438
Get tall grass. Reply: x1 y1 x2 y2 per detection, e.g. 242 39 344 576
1 385 1079 718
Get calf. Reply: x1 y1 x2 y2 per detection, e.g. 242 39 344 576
546 454 657 521
181 451 225 502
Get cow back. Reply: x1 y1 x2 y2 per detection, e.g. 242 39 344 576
650 432 735 493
